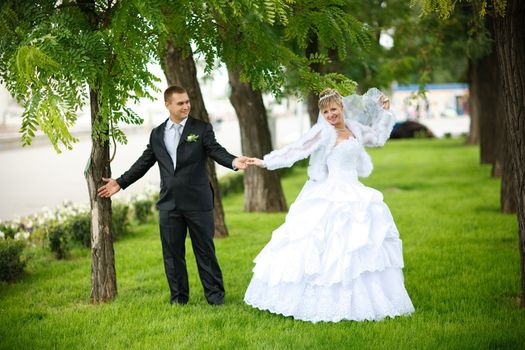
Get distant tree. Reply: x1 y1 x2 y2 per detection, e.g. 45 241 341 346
416 0 525 307
161 37 231 236
283 0 371 125
158 1 360 212
217 1 365 212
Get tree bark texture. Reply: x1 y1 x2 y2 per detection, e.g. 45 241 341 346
162 40 229 238
473 48 501 163
467 52 500 151
501 141 517 213
86 89 117 302
493 0 525 307
227 67 287 212
496 75 517 213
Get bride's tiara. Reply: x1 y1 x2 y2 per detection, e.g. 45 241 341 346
318 92 341 102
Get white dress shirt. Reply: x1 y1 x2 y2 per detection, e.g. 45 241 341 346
164 117 188 170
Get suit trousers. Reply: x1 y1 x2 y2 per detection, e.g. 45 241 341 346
158 209 225 304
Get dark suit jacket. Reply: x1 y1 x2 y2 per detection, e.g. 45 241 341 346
117 116 236 211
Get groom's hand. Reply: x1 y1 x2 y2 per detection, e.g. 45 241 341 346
233 156 250 170
98 177 121 198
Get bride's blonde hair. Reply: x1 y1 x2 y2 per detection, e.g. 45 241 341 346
318 88 343 110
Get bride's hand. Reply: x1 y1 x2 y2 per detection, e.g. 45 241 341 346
379 94 390 110
246 157 265 168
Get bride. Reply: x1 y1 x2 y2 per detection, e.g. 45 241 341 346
244 88 415 323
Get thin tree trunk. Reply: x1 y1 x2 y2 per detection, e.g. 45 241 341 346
162 40 229 238
493 0 525 307
466 60 481 145
78 0 117 303
227 67 287 212
86 88 117 302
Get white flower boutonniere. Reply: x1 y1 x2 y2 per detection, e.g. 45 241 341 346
186 133 199 143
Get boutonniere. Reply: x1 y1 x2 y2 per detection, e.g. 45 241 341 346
186 133 199 143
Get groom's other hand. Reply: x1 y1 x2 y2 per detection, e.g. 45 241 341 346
233 156 250 170
98 177 121 198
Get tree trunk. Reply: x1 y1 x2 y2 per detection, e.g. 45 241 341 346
86 88 117 302
475 46 500 163
162 40 229 238
307 93 319 127
501 143 517 213
466 60 481 145
496 66 516 212
306 32 321 126
227 67 287 212
493 0 525 307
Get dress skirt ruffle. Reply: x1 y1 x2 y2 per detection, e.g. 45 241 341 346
244 177 415 323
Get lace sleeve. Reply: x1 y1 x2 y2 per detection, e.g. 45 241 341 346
263 123 324 170
344 88 395 147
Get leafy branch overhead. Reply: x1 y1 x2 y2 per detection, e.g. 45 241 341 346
0 0 166 152
1 0 371 152
161 0 368 97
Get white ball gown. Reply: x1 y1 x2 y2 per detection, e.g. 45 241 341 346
244 89 415 323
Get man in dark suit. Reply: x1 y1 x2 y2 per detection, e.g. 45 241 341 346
98 86 248 305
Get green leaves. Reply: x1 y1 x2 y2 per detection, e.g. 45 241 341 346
285 1 371 60
0 0 165 153
413 0 508 18
15 45 60 83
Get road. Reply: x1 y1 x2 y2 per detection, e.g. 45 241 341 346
0 120 244 221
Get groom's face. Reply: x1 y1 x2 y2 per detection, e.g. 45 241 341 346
165 92 191 120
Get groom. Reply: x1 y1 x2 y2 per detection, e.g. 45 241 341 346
98 85 248 305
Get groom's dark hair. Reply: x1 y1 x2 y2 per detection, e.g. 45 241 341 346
164 86 187 101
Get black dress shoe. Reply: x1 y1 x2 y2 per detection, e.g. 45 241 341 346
207 299 224 306
170 298 188 305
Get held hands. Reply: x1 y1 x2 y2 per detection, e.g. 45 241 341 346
233 156 265 170
233 156 250 170
246 157 265 168
97 177 121 198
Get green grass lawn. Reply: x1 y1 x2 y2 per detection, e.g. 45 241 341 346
1 138 523 349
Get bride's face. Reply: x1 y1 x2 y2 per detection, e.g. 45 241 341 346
321 101 344 127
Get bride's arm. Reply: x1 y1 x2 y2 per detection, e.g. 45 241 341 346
250 124 324 170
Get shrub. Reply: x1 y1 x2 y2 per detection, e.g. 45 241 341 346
67 213 91 247
219 172 244 197
132 199 154 224
46 222 70 259
0 239 26 281
112 203 130 240
0 223 18 239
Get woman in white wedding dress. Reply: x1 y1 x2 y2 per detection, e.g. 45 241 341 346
244 88 414 323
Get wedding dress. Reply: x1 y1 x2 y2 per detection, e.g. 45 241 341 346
244 89 415 323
